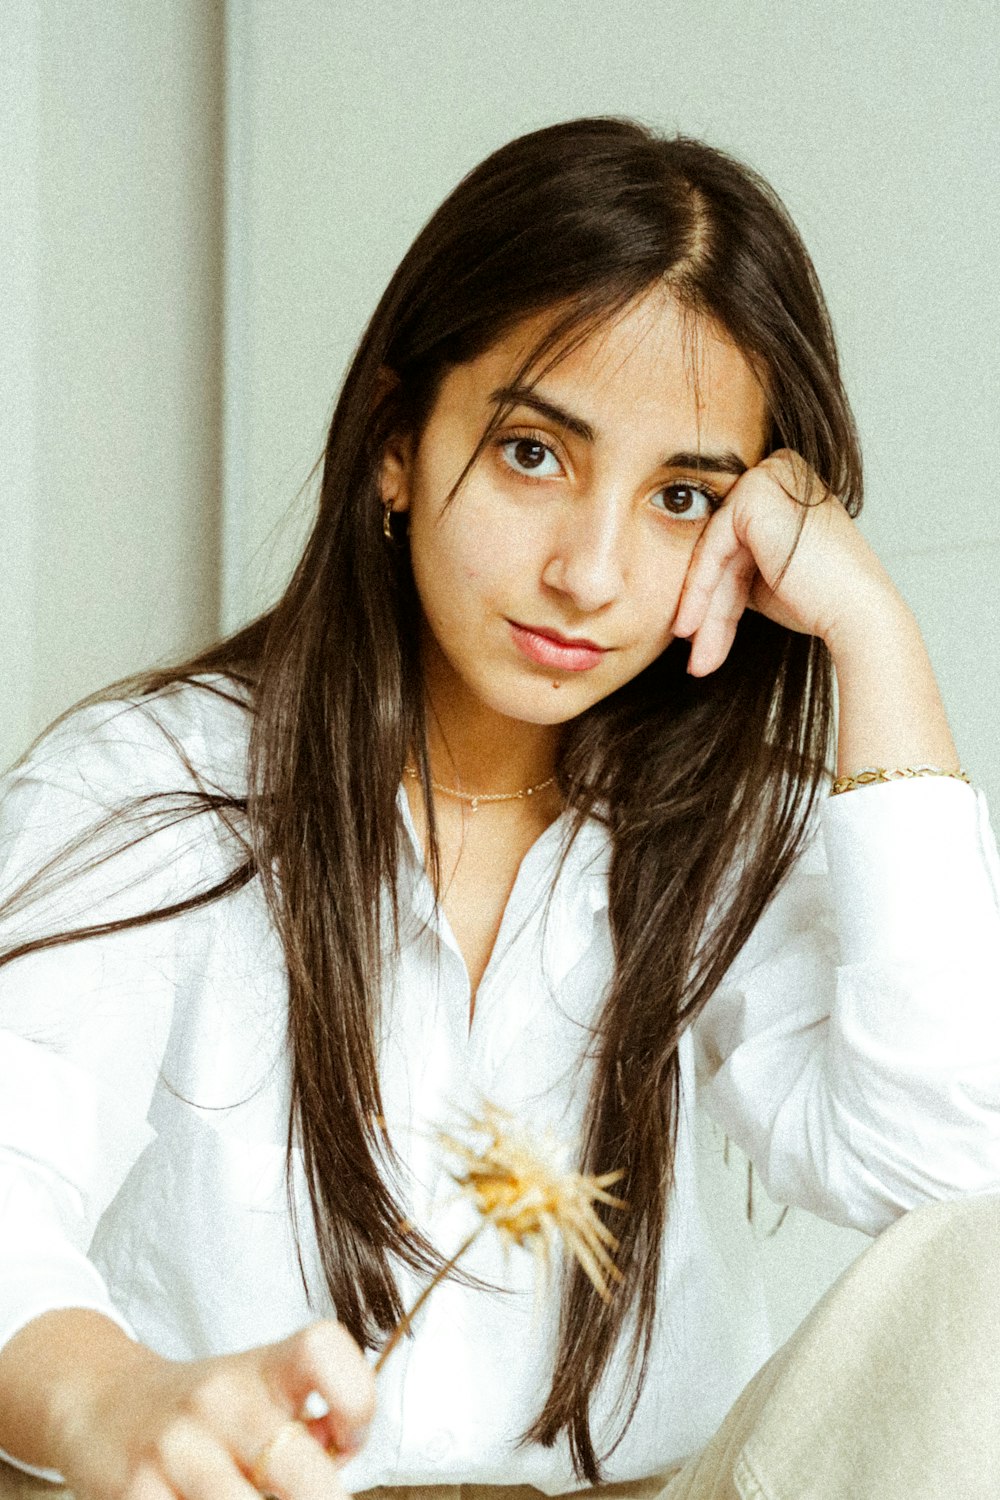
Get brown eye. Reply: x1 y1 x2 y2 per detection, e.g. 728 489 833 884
654 482 715 519
499 437 561 477
515 440 546 468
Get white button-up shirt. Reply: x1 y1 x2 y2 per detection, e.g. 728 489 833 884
2 678 1000 1489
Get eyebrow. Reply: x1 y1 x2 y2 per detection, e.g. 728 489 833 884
488 383 750 477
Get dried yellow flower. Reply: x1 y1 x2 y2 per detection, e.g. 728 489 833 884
375 1101 626 1373
437 1101 626 1302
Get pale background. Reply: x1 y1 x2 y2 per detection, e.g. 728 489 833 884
2 0 998 1350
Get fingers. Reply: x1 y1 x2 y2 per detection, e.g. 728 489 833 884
672 447 849 671
112 1322 372 1500
244 1417 352 1500
123 1467 178 1500
673 507 758 676
164 1323 371 1494
154 1417 260 1500
686 552 757 676
264 1320 376 1456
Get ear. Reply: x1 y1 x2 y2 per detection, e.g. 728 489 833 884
379 430 414 515
373 366 414 514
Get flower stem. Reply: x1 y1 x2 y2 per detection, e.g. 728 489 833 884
374 1226 485 1373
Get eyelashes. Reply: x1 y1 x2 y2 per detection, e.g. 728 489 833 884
493 428 724 519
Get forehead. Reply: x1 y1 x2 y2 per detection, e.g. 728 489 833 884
446 288 769 458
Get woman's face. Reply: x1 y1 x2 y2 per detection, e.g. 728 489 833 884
382 289 770 731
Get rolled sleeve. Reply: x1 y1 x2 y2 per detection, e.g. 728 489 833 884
695 779 1000 1233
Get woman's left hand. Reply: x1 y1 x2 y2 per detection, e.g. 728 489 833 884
671 449 904 676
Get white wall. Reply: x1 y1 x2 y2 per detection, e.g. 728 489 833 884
1 0 224 771
5 0 998 1350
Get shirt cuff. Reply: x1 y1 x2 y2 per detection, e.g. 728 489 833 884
821 776 1000 965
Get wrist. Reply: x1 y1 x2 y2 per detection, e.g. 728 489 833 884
826 594 960 778
823 587 919 671
52 1317 166 1482
0 1309 157 1473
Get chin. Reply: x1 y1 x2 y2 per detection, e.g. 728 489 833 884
475 678 606 726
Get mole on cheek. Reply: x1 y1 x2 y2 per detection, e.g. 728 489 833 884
551 681 560 690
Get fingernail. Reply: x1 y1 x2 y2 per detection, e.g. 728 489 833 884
302 1389 330 1421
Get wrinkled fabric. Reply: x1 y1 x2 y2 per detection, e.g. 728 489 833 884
5 1192 1000 1498
1 678 999 1490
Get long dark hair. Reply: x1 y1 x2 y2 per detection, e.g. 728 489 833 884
2 118 861 1480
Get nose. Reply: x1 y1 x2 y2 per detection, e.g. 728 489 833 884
540 494 627 614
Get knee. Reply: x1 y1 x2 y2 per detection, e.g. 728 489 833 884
878 1187 1000 1256
861 1188 1000 1316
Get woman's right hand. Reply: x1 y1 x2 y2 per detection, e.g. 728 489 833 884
2 1311 375 1499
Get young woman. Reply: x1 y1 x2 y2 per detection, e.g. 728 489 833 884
1 117 998 1500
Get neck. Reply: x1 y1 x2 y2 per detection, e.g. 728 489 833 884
422 703 558 795
419 657 560 797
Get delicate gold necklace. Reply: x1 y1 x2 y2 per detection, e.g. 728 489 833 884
403 763 556 813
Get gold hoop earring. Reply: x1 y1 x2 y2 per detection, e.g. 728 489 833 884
382 498 394 540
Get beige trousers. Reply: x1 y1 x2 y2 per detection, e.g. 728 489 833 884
3 1190 999 1499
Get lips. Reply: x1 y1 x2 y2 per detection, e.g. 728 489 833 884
508 621 609 673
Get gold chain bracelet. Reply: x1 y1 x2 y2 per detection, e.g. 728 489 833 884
831 765 971 796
